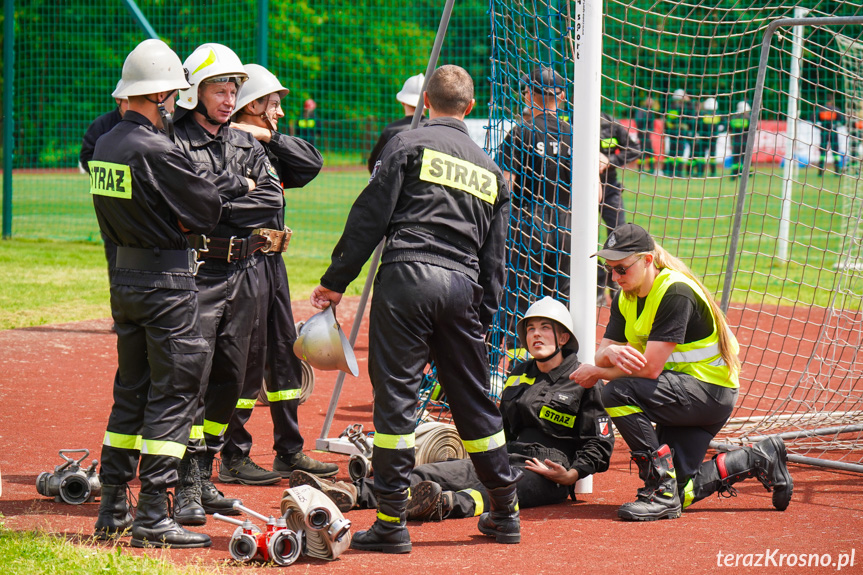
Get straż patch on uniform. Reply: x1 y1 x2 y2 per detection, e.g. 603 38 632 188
370 160 382 182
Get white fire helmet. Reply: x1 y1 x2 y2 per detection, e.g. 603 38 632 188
671 88 686 101
396 73 425 108
178 43 248 110
293 306 359 377
112 39 190 99
235 64 289 114
702 97 717 112
736 101 752 114
516 296 579 353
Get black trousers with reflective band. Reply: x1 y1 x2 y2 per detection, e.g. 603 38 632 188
192 257 260 456
222 253 304 461
601 371 737 479
100 285 209 492
368 262 520 496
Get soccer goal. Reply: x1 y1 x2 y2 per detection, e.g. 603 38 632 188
473 0 863 473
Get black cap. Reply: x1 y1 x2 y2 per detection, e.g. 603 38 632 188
521 66 565 96
592 223 655 260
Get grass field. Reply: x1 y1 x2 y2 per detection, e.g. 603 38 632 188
0 163 858 330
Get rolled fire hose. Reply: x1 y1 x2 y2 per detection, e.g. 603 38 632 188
414 422 467 466
280 485 351 560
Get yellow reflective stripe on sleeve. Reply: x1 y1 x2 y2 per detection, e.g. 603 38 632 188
266 389 301 402
189 425 204 440
420 149 498 204
504 374 536 389
373 432 416 450
600 137 619 149
539 406 576 428
377 510 401 523
141 439 186 459
605 405 644 418
203 419 228 437
103 431 142 451
461 488 484 516
89 161 132 199
236 398 256 409
461 430 505 454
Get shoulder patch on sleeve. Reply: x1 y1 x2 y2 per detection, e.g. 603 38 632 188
370 160 382 182
597 416 612 438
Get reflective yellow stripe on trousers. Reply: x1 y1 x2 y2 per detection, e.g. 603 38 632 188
461 430 506 454
141 439 186 459
103 431 142 451
266 389 301 403
373 432 416 450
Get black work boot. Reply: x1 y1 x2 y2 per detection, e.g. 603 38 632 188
94 483 133 540
197 454 241 515
350 489 411 554
274 452 338 478
173 456 206 526
477 484 520 544
718 437 793 511
130 491 211 548
618 444 682 521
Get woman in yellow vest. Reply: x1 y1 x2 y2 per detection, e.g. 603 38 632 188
571 223 792 521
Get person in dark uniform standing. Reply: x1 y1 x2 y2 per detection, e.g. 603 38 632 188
814 94 845 176
498 66 572 338
692 97 726 178
225 64 336 481
663 89 694 177
169 43 281 525
367 73 427 173
571 223 793 521
597 112 642 303
291 296 614 521
634 95 658 173
90 39 223 548
80 84 129 279
728 101 751 178
309 65 522 553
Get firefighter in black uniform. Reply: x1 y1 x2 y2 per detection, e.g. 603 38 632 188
498 66 572 339
367 73 427 173
728 101 751 177
224 64 336 480
169 44 282 525
571 223 793 521
663 89 694 177
634 95 658 173
80 85 129 279
293 297 614 520
598 112 642 303
692 97 726 178
310 65 522 553
91 39 224 548
814 94 845 176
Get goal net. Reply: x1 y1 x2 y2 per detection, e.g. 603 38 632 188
435 0 863 472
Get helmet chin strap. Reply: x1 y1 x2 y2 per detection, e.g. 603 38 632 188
147 92 177 140
534 325 562 364
194 101 227 126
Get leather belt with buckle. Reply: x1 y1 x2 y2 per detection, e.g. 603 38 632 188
252 227 292 254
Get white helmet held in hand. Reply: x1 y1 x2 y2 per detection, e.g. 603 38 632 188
293 306 359 376
235 64 289 113
396 73 425 108
112 39 190 99
516 296 579 353
178 43 248 110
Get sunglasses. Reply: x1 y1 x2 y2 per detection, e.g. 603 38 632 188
602 256 644 276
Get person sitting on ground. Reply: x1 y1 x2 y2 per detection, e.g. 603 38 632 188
287 297 615 521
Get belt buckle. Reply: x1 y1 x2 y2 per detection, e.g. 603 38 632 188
197 234 210 253
191 249 205 276
226 236 237 263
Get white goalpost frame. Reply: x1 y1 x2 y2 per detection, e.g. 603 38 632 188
568 0 603 494
778 7 810 262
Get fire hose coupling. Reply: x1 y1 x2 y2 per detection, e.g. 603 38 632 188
341 423 374 482
214 502 303 566
36 449 101 505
